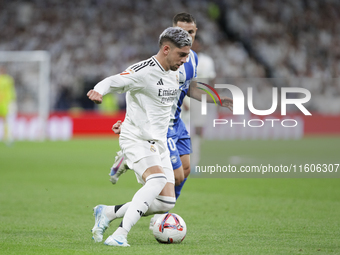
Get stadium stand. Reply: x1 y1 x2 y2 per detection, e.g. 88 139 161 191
0 0 339 113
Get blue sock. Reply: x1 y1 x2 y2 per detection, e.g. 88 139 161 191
175 178 187 200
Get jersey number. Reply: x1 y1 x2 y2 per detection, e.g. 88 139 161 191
167 138 176 151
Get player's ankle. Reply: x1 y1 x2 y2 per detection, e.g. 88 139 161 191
104 206 116 221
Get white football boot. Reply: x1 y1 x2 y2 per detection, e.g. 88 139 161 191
109 150 129 184
104 234 130 247
92 205 111 242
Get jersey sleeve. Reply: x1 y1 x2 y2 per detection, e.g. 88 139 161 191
94 68 146 96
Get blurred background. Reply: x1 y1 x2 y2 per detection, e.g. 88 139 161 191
0 0 339 140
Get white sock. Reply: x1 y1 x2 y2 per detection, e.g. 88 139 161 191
104 203 131 221
145 195 176 216
105 194 175 221
118 173 167 233
112 226 128 238
115 203 131 218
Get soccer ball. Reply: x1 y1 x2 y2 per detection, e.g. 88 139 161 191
152 213 187 244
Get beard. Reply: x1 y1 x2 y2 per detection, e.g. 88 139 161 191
169 64 180 71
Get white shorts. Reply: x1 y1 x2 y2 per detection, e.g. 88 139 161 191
119 136 174 185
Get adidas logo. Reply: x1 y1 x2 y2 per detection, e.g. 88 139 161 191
156 78 164 85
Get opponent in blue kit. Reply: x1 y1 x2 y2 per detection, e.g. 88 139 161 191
167 13 198 199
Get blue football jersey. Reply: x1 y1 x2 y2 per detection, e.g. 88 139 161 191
169 49 198 127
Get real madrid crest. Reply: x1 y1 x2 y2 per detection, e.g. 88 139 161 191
150 145 156 152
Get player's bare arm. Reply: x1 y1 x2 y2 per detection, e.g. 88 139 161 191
187 81 233 111
87 89 103 104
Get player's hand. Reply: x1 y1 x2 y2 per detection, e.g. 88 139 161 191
221 96 233 112
112 120 122 134
87 90 103 104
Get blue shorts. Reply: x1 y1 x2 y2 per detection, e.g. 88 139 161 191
167 119 191 170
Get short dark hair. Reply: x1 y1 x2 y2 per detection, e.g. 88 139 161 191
173 13 196 26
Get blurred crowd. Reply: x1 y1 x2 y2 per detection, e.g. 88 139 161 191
221 0 340 113
0 0 339 114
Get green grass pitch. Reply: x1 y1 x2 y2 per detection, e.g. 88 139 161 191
0 137 339 254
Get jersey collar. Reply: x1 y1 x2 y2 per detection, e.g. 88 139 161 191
152 56 169 73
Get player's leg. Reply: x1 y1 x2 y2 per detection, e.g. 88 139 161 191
93 153 176 243
95 181 173 227
167 136 185 186
174 136 191 199
145 157 176 215
173 166 184 186
104 145 170 247
146 158 176 230
145 183 176 215
93 138 165 244
147 122 191 229
119 152 175 222
92 202 132 242
181 154 190 178
96 139 175 244
92 149 130 242
174 155 189 199
96 183 176 233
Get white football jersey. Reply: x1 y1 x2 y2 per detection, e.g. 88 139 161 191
94 56 179 142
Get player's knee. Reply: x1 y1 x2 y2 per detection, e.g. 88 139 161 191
144 195 176 216
183 164 190 178
180 155 190 178
146 173 167 189
156 196 176 213
175 176 184 186
161 201 175 213
143 165 165 182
